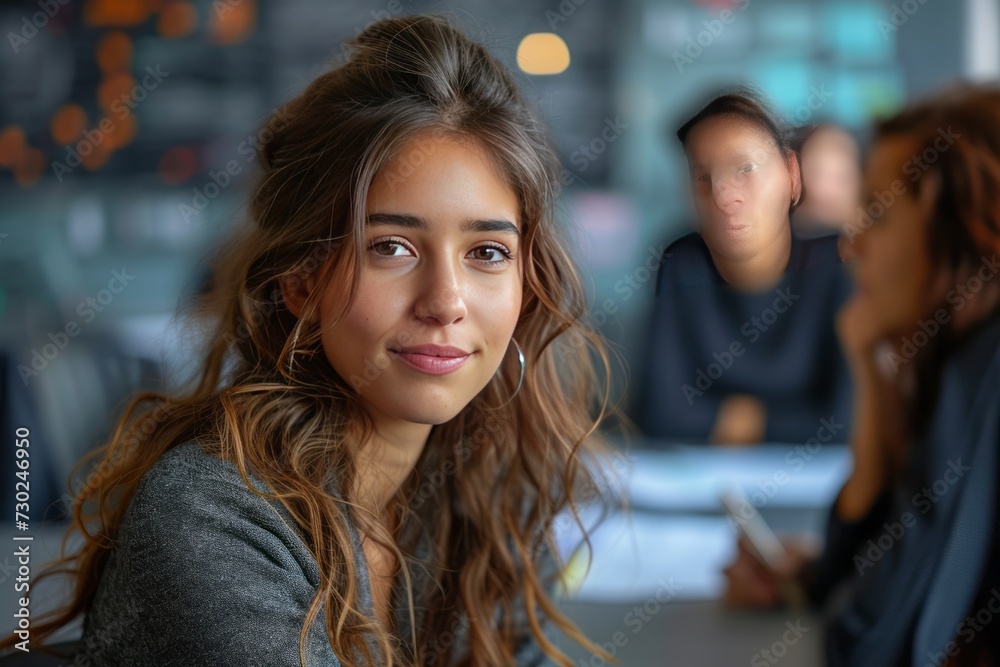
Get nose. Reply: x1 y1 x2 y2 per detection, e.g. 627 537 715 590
712 178 744 213
413 256 468 326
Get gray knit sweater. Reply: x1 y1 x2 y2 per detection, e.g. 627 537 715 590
68 441 559 666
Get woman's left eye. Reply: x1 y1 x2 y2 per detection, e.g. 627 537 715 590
739 164 758 174
469 244 513 264
369 239 512 265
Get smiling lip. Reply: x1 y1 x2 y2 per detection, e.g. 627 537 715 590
719 217 751 229
388 344 472 375
719 225 751 237
713 215 748 230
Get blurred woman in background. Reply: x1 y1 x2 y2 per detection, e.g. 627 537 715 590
791 123 863 242
724 83 1000 667
635 88 853 445
0 15 627 667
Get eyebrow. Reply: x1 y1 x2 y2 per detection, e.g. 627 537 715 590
689 154 759 170
366 212 520 236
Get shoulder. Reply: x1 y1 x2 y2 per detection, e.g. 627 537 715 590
662 231 711 265
131 440 272 504
656 232 717 294
119 440 317 578
124 441 272 532
73 441 344 664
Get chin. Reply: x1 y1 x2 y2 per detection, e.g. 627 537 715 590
404 411 464 427
706 228 757 257
387 394 469 426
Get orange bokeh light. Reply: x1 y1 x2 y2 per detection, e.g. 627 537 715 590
96 31 133 73
158 146 198 185
84 0 152 27
97 72 137 112
103 114 137 151
158 1 198 38
14 148 46 187
209 0 255 45
50 104 89 145
0 126 27 168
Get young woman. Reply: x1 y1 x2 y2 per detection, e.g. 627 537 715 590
724 83 1000 666
1 15 627 667
635 88 853 445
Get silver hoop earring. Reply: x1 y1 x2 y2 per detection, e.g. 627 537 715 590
493 337 525 408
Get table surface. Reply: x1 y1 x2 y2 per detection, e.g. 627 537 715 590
553 598 823 666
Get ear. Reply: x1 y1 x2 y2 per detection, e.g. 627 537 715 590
787 150 802 206
278 269 319 319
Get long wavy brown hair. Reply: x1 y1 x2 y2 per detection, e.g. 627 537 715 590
2 14 634 666
871 83 1000 441
841 82 1000 667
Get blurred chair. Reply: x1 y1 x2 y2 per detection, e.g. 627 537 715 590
0 640 79 665
1 330 161 522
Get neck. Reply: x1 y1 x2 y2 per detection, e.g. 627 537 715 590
710 225 793 292
352 415 432 520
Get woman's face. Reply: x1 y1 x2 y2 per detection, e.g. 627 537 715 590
845 135 936 337
799 127 861 227
685 115 799 261
313 132 524 426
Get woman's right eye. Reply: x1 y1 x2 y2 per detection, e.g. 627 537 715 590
697 173 711 184
369 238 414 257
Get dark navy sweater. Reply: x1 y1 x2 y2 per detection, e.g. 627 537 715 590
814 312 1000 666
634 230 853 444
